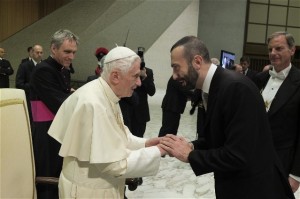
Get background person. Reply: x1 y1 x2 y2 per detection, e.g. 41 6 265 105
254 31 300 193
239 55 257 80
131 48 156 138
30 29 79 199
0 47 14 88
16 44 43 130
158 75 193 137
21 46 33 63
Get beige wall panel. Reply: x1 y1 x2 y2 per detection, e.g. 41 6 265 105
270 0 288 6
269 6 287 25
288 7 300 27
290 0 300 7
249 4 268 23
247 24 266 43
250 0 268 3
267 25 286 40
287 27 300 46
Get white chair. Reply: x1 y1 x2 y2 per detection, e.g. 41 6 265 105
0 88 36 198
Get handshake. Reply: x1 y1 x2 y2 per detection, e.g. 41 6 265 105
146 134 194 163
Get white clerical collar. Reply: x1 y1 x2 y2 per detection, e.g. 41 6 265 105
99 77 120 104
32 59 38 66
202 63 217 94
0 58 2 60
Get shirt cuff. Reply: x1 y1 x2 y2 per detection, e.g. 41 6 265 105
289 174 300 182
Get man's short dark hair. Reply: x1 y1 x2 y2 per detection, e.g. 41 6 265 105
240 56 250 64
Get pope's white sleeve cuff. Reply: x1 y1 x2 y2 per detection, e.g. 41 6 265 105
121 146 161 178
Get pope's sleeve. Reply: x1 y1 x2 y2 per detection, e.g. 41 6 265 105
125 126 147 150
95 146 161 178
122 146 161 178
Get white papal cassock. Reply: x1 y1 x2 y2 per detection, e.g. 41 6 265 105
48 77 161 198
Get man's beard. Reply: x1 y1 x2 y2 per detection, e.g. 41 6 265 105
185 63 198 88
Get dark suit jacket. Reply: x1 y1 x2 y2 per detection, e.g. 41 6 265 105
161 76 193 114
119 91 139 131
21 57 31 64
158 76 193 136
16 60 35 97
133 67 156 123
0 59 14 88
16 60 35 121
245 68 258 80
254 66 300 178
189 67 294 199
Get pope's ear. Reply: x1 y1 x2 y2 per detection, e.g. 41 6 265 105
110 70 120 84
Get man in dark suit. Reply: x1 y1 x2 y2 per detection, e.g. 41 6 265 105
158 75 193 137
239 56 257 80
160 36 294 199
16 44 43 128
0 47 14 88
131 66 156 138
21 46 33 64
254 31 300 193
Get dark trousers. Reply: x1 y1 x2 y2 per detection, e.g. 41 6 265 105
33 122 62 199
131 122 146 138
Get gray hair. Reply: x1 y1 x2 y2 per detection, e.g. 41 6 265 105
267 31 295 49
101 55 140 80
51 29 79 48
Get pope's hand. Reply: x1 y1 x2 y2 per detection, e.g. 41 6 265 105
145 137 162 147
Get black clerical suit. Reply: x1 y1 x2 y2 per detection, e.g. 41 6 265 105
189 67 294 199
131 67 155 137
254 66 300 179
30 56 71 199
0 58 14 88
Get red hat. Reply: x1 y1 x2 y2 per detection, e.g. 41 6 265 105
95 47 109 57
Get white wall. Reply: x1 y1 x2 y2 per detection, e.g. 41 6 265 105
145 0 199 89
198 0 247 63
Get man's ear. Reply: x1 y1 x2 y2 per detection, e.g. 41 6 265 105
193 55 203 70
290 46 296 57
110 70 120 85
50 44 56 56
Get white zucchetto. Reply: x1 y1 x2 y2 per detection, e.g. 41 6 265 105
104 46 137 64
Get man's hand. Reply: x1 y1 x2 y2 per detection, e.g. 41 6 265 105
160 134 193 163
140 68 147 80
289 176 300 193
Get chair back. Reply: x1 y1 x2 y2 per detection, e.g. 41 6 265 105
0 88 36 198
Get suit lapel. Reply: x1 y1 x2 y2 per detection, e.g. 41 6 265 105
29 61 35 72
268 66 300 115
